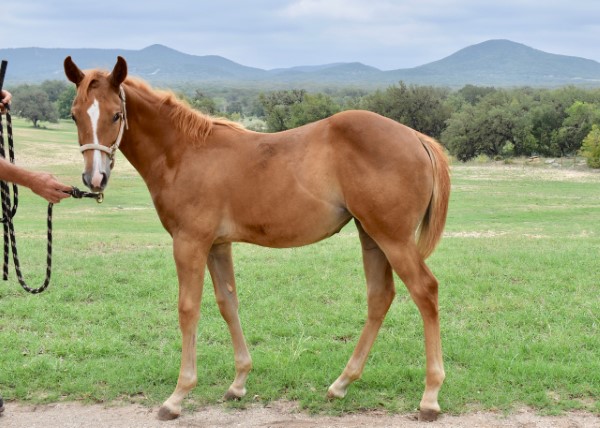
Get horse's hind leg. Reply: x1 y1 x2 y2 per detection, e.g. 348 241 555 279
382 242 445 422
328 221 395 399
207 243 252 400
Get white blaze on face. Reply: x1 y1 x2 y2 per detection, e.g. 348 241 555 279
86 99 105 187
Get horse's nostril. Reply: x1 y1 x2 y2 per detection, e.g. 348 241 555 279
82 173 91 188
100 173 108 188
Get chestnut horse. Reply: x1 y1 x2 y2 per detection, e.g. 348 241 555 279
64 56 450 421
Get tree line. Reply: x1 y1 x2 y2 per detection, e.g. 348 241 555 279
7 80 600 167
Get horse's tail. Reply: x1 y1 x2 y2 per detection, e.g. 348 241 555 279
415 132 451 260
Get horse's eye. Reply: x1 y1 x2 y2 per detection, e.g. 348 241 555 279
71 113 77 123
113 112 121 123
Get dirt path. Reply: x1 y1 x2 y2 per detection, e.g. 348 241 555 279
1 401 599 428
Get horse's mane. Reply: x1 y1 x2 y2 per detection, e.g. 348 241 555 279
78 70 244 144
124 78 245 143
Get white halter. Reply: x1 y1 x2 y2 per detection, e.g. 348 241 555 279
79 86 128 162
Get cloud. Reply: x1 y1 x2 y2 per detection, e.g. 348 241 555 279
3 0 600 71
281 0 376 22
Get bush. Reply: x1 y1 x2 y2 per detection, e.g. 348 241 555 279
501 141 515 158
475 154 492 164
581 124 600 168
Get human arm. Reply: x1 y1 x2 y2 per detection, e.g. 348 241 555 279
0 158 72 203
0 90 71 203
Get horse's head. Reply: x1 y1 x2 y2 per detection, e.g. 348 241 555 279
64 56 128 192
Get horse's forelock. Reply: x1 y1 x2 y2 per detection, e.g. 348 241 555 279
75 70 112 102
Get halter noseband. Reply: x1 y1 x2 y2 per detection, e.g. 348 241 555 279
79 86 129 161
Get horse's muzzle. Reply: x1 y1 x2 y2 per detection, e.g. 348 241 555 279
82 171 108 192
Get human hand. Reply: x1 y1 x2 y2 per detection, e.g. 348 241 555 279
0 90 11 114
29 172 73 204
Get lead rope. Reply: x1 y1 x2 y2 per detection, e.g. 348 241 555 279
0 105 103 294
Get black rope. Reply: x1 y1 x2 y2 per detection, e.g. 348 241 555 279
0 105 103 294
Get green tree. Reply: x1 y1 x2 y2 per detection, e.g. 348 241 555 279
259 90 306 132
40 80 68 103
56 85 76 119
442 89 539 161
259 91 339 132
457 84 496 105
226 100 244 115
12 85 58 127
190 90 218 115
441 104 478 161
581 124 600 168
529 103 562 156
287 93 340 129
553 101 600 156
360 82 450 138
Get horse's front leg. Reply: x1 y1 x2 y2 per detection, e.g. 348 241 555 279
158 235 210 421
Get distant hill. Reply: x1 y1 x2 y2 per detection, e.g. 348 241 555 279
387 40 600 86
0 44 267 84
2 40 600 88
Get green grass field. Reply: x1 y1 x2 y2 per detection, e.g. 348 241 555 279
0 118 598 416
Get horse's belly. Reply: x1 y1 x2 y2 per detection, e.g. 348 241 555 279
225 205 351 248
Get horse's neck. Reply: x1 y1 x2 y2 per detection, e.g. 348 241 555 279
118 86 182 184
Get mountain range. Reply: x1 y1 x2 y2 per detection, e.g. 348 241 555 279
2 40 600 88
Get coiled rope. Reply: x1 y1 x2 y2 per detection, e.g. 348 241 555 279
0 105 103 294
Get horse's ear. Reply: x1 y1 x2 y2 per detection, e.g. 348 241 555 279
108 56 128 88
64 56 84 86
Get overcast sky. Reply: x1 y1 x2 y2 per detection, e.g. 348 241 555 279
3 0 600 70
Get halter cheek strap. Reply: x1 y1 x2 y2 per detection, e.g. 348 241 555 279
79 86 129 162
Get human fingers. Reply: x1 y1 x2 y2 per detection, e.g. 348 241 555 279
47 175 73 193
50 188 72 204
54 183 74 202
0 91 11 113
0 90 11 104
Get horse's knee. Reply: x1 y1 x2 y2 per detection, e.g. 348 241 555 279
178 300 200 326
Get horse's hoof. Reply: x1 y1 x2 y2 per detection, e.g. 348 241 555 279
157 405 180 421
418 408 440 422
223 390 243 401
326 386 346 400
